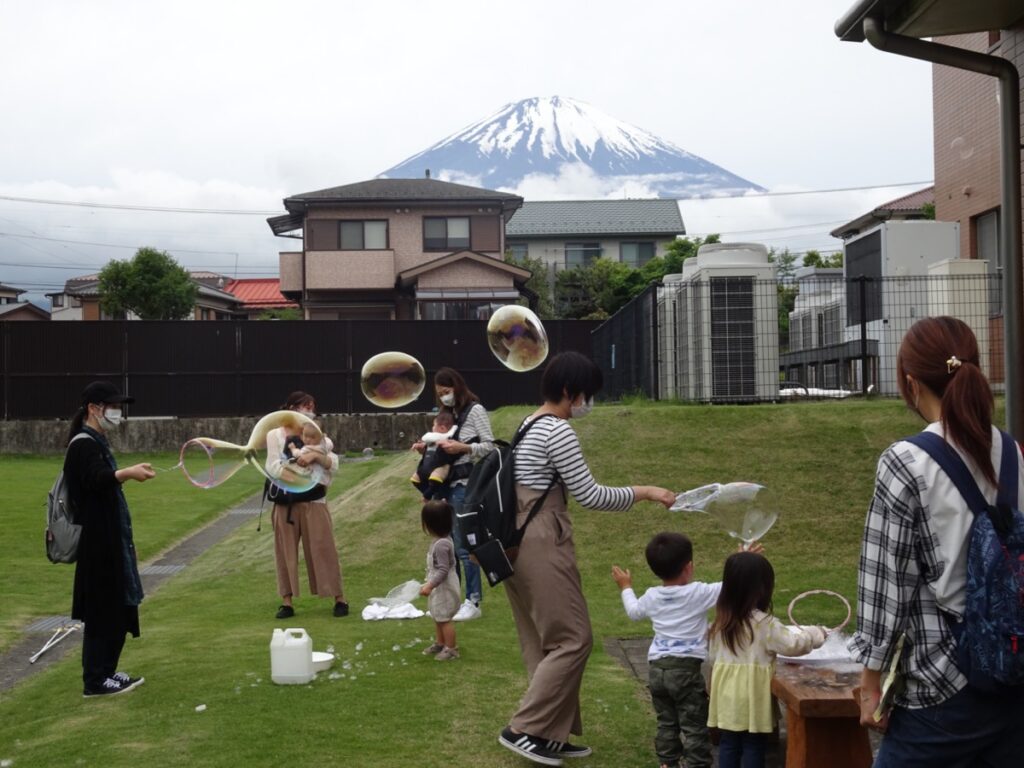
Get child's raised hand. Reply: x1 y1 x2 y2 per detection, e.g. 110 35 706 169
741 541 766 555
611 565 632 590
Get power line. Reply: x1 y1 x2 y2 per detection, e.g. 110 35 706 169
0 230 248 256
0 179 934 214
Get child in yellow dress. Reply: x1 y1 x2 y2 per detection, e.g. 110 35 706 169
707 552 827 768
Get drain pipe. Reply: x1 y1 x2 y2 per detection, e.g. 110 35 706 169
861 16 1023 439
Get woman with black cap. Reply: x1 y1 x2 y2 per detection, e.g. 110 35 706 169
66 380 155 698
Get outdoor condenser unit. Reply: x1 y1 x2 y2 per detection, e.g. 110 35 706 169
843 220 960 394
678 243 778 403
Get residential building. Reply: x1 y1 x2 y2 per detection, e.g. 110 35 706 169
505 199 686 270
267 177 531 320
223 278 297 319
47 272 240 320
0 283 49 320
829 186 934 240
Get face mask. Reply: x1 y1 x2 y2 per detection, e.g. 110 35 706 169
570 396 593 419
440 393 455 407
297 407 315 416
100 407 123 428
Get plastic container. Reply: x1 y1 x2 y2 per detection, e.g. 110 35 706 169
312 651 334 673
270 627 314 685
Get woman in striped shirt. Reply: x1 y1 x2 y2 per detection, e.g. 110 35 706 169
414 367 495 621
498 351 676 767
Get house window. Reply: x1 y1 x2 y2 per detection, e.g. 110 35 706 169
508 242 529 263
565 243 601 269
621 242 655 268
52 294 64 307
419 301 504 320
423 217 470 250
340 220 388 250
976 209 1000 314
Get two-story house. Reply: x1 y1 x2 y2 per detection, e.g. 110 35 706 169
267 177 531 320
505 199 686 270
0 283 49 320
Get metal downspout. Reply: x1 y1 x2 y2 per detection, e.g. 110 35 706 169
863 17 1024 439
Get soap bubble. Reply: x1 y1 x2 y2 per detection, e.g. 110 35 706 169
950 136 975 160
179 410 321 492
671 482 778 548
486 305 549 372
360 352 425 408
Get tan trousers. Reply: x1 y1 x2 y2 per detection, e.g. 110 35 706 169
272 501 345 600
504 483 593 741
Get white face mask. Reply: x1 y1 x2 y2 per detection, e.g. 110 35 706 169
440 393 455 407
100 407 123 428
570 396 593 419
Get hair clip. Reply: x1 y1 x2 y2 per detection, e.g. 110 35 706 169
946 355 962 374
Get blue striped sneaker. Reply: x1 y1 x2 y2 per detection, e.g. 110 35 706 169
499 727 563 766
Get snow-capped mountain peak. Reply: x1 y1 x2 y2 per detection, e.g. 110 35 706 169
380 96 762 199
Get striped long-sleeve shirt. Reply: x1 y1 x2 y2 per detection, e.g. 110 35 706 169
513 415 634 510
450 402 495 485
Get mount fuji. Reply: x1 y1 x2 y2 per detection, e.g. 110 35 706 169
380 96 764 199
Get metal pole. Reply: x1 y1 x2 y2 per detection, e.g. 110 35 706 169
858 276 869 395
861 17 1024 439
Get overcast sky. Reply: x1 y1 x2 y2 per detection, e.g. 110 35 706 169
0 1 936 303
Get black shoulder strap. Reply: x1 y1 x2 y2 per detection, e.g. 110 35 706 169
450 402 479 445
996 429 1020 508
509 414 561 546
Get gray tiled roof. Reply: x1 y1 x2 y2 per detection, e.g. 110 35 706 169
0 283 25 294
506 199 685 238
285 178 522 208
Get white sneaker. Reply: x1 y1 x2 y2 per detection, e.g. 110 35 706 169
452 600 482 622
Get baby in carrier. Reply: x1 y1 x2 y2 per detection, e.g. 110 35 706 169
281 421 330 487
410 411 458 500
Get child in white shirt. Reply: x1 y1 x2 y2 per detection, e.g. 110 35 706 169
612 532 721 768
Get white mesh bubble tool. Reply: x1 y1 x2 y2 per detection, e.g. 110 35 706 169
368 580 423 608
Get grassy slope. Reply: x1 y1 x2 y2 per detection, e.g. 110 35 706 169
0 400 966 766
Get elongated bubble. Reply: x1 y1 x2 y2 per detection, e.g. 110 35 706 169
179 410 321 492
360 352 425 408
486 305 549 372
671 481 778 547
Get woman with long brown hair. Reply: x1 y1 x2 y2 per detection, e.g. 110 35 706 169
413 366 495 621
850 316 1024 766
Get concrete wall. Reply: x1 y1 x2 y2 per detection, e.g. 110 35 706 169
0 412 437 456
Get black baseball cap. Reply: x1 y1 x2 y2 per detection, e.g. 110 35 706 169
80 381 135 406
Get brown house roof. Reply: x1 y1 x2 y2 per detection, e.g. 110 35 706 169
830 185 934 239
396 250 531 289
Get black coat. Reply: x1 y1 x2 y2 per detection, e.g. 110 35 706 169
66 429 140 636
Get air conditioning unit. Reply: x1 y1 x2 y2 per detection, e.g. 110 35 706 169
844 221 960 394
677 243 778 403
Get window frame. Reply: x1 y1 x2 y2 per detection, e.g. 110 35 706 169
423 216 471 251
620 241 656 268
339 219 390 251
564 242 602 269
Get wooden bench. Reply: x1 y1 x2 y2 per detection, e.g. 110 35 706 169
771 663 873 768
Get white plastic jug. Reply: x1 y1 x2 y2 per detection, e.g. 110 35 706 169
269 627 314 685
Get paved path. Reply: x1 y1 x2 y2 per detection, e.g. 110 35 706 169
1 492 265 694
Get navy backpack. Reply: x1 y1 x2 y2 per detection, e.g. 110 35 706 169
906 430 1024 690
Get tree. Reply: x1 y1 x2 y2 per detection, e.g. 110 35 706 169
257 308 302 320
505 252 556 320
767 247 799 281
662 234 720 274
99 247 198 320
802 250 844 269
921 202 936 220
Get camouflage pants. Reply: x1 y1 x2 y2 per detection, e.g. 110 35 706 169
648 656 712 768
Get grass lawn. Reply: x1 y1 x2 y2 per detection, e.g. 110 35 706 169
0 399 982 766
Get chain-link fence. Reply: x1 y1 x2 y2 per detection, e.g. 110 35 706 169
593 273 1004 403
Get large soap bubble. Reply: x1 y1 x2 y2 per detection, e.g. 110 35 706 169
179 410 321 493
671 482 778 549
486 305 549 372
360 351 426 408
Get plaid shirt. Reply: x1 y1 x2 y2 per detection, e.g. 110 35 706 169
850 426 1024 708
849 436 968 709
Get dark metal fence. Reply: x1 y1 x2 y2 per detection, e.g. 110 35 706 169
0 320 598 420
594 273 1004 403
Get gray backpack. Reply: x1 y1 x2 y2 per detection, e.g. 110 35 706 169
46 433 92 564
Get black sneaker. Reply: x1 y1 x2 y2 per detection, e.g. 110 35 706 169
498 727 563 766
111 672 145 693
275 605 294 619
83 677 129 698
545 739 592 759
332 602 349 618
